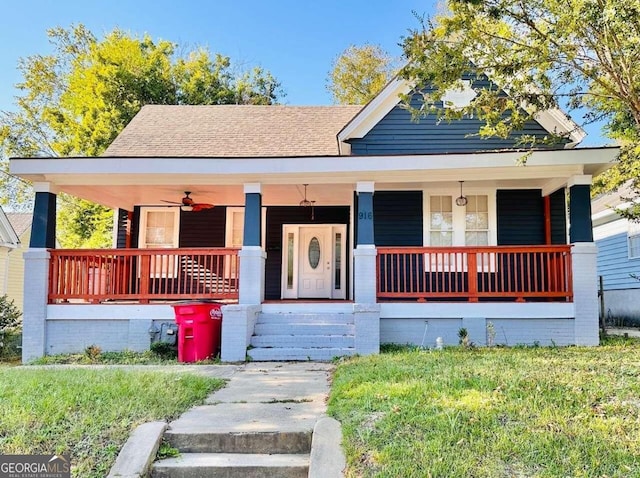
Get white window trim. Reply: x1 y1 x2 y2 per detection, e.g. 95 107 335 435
138 207 180 249
225 207 267 249
422 188 497 246
138 207 180 279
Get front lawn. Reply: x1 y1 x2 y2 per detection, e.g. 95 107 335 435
329 338 640 477
0 367 223 477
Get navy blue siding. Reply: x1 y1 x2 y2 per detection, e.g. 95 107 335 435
497 190 544 245
569 185 593 243
550 188 567 245
596 226 640 290
179 207 226 247
264 206 350 300
374 191 423 246
349 81 566 155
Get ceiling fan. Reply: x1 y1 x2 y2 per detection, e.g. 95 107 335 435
161 191 214 212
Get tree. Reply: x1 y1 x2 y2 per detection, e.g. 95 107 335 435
327 44 398 104
401 0 640 208
0 24 283 246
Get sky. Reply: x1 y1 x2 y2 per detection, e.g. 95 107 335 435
0 0 606 145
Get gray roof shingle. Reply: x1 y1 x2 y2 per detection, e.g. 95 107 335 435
6 213 32 237
103 105 362 157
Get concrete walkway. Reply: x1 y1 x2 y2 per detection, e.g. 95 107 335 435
150 362 341 477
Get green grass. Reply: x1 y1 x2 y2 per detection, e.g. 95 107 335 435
0 367 224 477
329 337 640 477
29 349 218 365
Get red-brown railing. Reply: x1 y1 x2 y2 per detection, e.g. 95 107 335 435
377 245 573 302
48 248 240 304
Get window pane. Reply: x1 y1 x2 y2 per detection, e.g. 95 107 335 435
335 233 342 289
466 195 476 210
630 235 640 259
477 212 489 229
287 233 294 289
431 231 452 246
477 195 488 211
442 196 452 212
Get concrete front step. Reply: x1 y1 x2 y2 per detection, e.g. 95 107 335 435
257 313 354 325
248 347 356 361
152 453 308 478
165 430 311 454
250 334 355 348
165 402 318 453
254 323 355 336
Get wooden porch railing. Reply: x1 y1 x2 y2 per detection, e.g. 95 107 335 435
48 248 240 304
377 245 573 302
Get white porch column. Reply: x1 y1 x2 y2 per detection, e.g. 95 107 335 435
22 249 50 362
225 183 264 362
572 243 599 345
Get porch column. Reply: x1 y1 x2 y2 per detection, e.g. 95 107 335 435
353 181 380 355
238 183 265 305
354 181 376 303
568 175 598 346
23 182 57 362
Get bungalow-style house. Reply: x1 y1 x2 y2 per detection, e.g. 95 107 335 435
592 184 640 321
0 213 33 313
11 77 619 362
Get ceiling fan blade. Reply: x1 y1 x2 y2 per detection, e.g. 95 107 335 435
160 200 182 205
192 203 214 212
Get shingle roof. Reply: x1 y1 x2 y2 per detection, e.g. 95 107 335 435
103 105 362 157
6 213 32 237
592 182 635 216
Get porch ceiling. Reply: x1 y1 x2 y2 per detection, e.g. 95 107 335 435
10 147 619 210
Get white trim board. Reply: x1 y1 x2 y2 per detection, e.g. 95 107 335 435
380 302 575 319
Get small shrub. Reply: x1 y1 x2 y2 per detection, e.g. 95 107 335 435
486 321 496 347
150 341 177 360
0 295 21 330
84 344 102 361
458 327 471 347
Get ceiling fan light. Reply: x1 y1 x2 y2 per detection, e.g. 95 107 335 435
181 205 194 212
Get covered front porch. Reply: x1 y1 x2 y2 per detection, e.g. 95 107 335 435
12 147 615 361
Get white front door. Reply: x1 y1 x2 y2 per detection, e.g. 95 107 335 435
298 226 332 298
281 224 346 299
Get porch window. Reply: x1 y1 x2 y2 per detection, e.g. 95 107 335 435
427 193 492 246
465 195 489 246
226 207 245 248
629 222 640 259
429 195 453 246
138 208 180 278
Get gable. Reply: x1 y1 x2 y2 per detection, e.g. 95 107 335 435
340 75 584 155
348 85 569 155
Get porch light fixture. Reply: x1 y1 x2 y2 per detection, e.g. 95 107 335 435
455 181 468 207
299 184 316 220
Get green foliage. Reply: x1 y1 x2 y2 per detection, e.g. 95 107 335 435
0 295 21 330
327 44 398 104
329 343 640 477
1 24 283 246
402 0 640 213
150 341 178 360
0 368 223 477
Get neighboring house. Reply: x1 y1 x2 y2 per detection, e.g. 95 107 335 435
0 209 25 311
11 76 619 363
592 184 640 321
